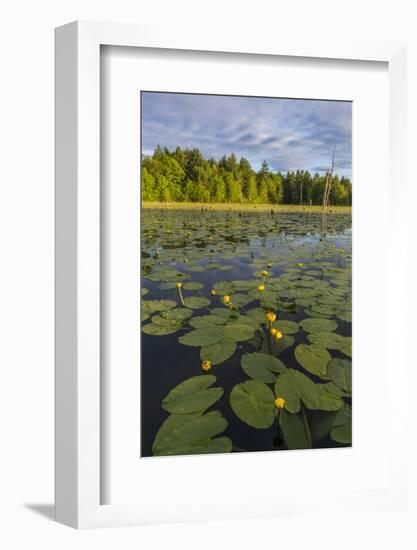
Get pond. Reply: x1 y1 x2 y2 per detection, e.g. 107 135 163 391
141 208 352 457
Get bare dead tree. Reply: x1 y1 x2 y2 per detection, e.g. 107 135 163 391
322 145 337 211
321 145 337 239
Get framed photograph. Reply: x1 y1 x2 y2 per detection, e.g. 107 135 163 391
55 21 408 528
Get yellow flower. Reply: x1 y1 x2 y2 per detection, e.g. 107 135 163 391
201 360 212 372
274 397 286 409
267 263 272 268
339 248 345 255
261 270 269 277
257 284 265 292
274 330 284 340
266 312 276 322
270 328 278 336
297 263 304 267
223 295 231 304
176 282 183 289
211 289 217 296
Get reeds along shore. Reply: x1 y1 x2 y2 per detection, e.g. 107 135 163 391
142 201 352 214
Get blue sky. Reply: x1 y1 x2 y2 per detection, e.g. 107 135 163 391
141 92 352 178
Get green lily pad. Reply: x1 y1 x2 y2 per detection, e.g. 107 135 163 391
162 375 223 414
151 315 182 327
327 358 352 393
274 369 343 413
183 282 204 290
200 338 237 365
308 409 340 441
241 352 286 383
230 380 275 428
152 411 232 456
183 296 211 309
231 293 254 307
269 334 295 355
337 310 352 322
294 344 332 378
223 322 255 342
330 404 352 444
307 331 351 354
142 322 181 336
272 319 299 334
189 315 226 329
178 326 224 347
279 409 312 449
300 317 338 333
213 281 235 294
161 308 193 321
142 299 178 314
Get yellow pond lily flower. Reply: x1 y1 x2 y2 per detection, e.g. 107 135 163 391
211 289 217 296
223 295 231 304
201 360 212 372
266 312 276 322
261 270 269 277
297 263 304 267
176 282 183 289
257 284 265 292
274 397 286 409
267 263 272 268
274 330 284 340
270 328 278 337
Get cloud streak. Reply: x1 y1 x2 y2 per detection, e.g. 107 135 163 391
141 92 352 178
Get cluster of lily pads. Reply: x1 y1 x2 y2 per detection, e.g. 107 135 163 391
141 210 352 456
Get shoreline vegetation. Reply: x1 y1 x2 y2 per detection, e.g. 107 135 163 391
142 146 352 206
142 201 351 214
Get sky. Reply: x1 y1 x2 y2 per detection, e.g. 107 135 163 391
141 91 352 178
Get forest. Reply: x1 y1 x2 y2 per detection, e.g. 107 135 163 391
142 146 352 206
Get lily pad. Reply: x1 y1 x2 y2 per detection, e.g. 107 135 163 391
178 326 224 347
300 317 338 333
142 299 177 313
330 404 352 444
161 308 193 321
327 358 352 393
279 409 312 449
307 331 351 354
152 411 232 456
274 369 343 413
223 322 255 342
200 338 237 365
294 344 332 378
183 296 211 309
189 315 227 329
142 322 181 336
230 380 275 428
241 352 286 383
272 319 299 334
183 282 204 290
231 293 254 307
162 375 224 414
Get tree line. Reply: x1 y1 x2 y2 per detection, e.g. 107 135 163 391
142 146 352 205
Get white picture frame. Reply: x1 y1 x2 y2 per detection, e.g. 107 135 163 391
55 21 407 529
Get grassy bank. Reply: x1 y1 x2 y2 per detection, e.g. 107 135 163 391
142 201 351 214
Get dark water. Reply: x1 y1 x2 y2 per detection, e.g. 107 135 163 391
141 209 352 457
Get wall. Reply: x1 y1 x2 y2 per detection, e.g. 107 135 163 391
0 0 415 548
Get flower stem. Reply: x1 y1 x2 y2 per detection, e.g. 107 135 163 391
178 287 185 306
301 403 312 448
